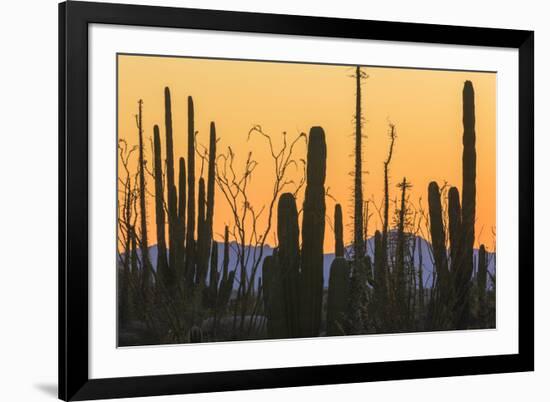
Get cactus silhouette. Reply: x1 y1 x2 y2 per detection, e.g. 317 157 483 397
428 181 449 284
202 240 220 308
195 123 217 287
196 177 206 284
164 87 178 273
456 80 477 329
153 125 169 282
222 226 230 285
217 226 235 311
300 126 327 337
427 181 452 329
175 157 186 281
118 73 492 345
277 193 301 337
209 240 219 294
448 186 462 274
327 257 350 335
262 254 286 338
476 244 487 325
330 205 350 336
334 204 344 257
184 96 196 287
195 177 208 284
203 123 217 282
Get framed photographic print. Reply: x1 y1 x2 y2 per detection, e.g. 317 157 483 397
59 1 534 400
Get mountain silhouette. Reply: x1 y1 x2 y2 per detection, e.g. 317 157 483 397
125 234 495 290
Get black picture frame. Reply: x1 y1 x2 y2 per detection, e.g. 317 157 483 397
59 1 534 400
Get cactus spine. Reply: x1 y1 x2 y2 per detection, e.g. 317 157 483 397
300 126 327 337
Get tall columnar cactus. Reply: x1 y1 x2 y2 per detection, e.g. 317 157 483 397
334 204 344 257
204 122 217 279
327 257 350 335
210 240 219 292
196 123 217 287
185 96 196 286
277 193 301 337
222 226 230 284
262 254 286 338
300 126 327 337
427 181 449 286
448 186 462 274
353 66 365 259
164 87 178 273
202 240 219 308
477 244 487 324
456 80 477 329
175 157 186 279
153 125 169 281
427 181 452 329
136 99 151 292
196 177 206 284
217 226 235 310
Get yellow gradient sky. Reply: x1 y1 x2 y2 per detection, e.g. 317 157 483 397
117 54 496 252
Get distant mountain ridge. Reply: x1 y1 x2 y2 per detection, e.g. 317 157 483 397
126 234 495 290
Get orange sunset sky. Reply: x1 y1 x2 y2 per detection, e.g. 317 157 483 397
117 54 496 252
